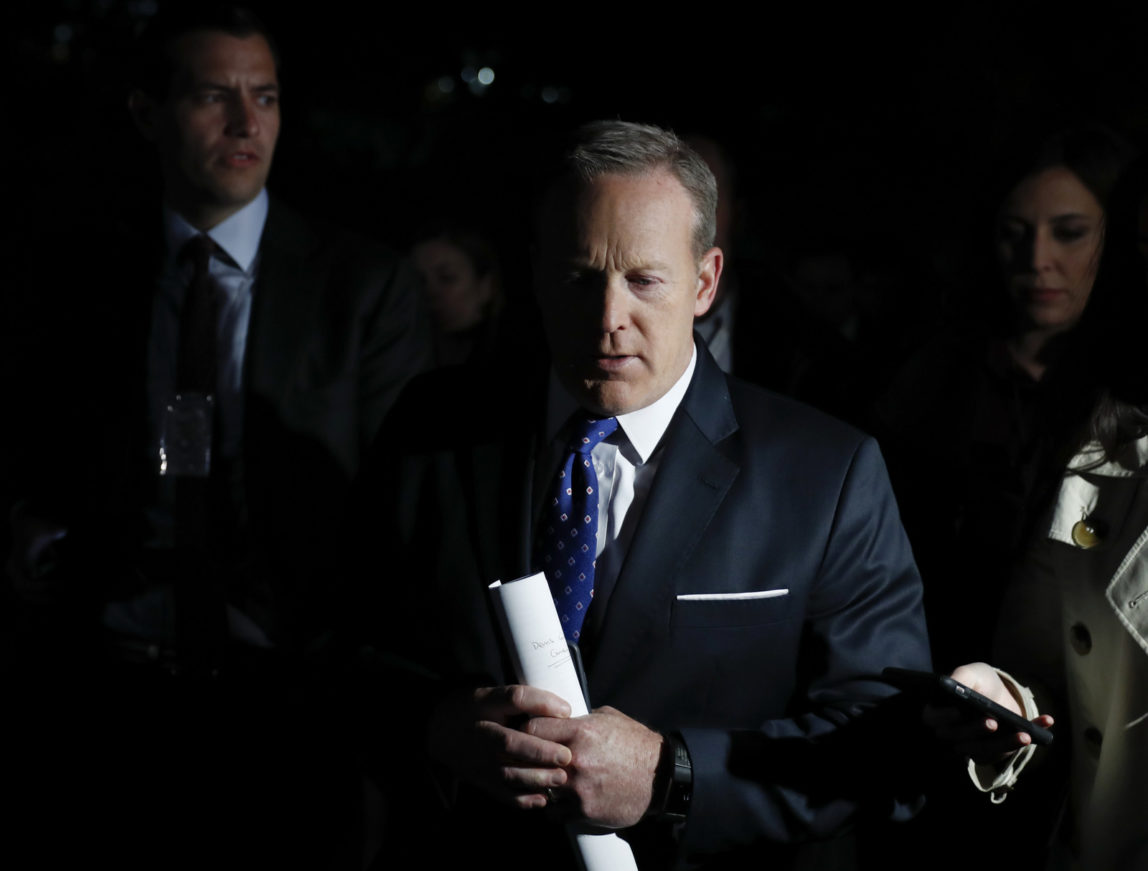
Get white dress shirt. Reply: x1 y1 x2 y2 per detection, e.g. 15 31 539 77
545 344 698 601
105 191 271 648
150 189 268 461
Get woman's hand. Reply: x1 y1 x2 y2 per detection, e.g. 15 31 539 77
923 662 1053 764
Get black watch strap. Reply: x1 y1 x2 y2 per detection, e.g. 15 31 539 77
655 732 692 821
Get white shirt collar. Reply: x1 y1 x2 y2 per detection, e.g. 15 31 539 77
547 343 698 463
163 188 269 273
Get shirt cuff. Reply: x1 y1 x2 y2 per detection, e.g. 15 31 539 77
966 668 1040 804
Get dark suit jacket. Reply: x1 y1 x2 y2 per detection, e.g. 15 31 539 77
8 195 430 869
367 340 931 869
18 195 429 649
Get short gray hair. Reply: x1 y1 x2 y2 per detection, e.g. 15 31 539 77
565 120 718 259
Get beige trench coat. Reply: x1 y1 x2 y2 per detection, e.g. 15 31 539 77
979 437 1148 870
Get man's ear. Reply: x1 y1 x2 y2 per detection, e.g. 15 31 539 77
694 247 723 317
128 89 159 141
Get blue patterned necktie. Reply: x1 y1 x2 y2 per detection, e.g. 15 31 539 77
538 415 619 642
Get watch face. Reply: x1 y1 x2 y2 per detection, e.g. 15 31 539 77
674 740 692 771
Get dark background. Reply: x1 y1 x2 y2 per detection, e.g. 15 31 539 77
7 2 1148 343
2 9 1140 864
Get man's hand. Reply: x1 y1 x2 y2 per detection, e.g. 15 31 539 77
923 662 1053 764
526 705 664 829
427 685 573 809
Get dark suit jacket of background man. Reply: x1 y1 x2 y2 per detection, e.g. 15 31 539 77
7 196 429 869
15 197 429 648
363 339 931 869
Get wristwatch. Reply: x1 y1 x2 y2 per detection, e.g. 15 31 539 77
653 732 692 821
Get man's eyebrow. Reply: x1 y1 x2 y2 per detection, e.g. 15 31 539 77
189 81 279 92
563 256 674 272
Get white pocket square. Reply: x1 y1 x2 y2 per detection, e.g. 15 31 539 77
676 589 789 602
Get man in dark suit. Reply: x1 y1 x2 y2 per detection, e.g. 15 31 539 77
13 2 427 658
368 121 930 868
7 7 426 868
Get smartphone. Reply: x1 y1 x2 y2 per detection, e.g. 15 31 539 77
882 666 1054 746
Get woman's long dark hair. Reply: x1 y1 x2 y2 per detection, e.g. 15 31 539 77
1031 154 1148 479
1008 149 1148 546
1073 155 1148 462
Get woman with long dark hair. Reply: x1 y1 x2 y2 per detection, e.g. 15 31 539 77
939 156 1148 871
873 125 1137 671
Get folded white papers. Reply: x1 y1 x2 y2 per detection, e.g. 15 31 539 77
489 572 639 871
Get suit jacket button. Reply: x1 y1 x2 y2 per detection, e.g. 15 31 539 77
1070 622 1092 655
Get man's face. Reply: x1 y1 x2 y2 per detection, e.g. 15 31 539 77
136 30 280 229
536 170 721 416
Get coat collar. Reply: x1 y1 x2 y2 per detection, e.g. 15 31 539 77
1067 436 1148 478
1050 437 1148 546
1108 531 1148 657
1051 435 1148 656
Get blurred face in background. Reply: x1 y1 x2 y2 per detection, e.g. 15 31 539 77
996 166 1105 336
413 238 495 333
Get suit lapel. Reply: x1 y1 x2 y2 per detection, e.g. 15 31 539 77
586 346 740 696
244 200 323 406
